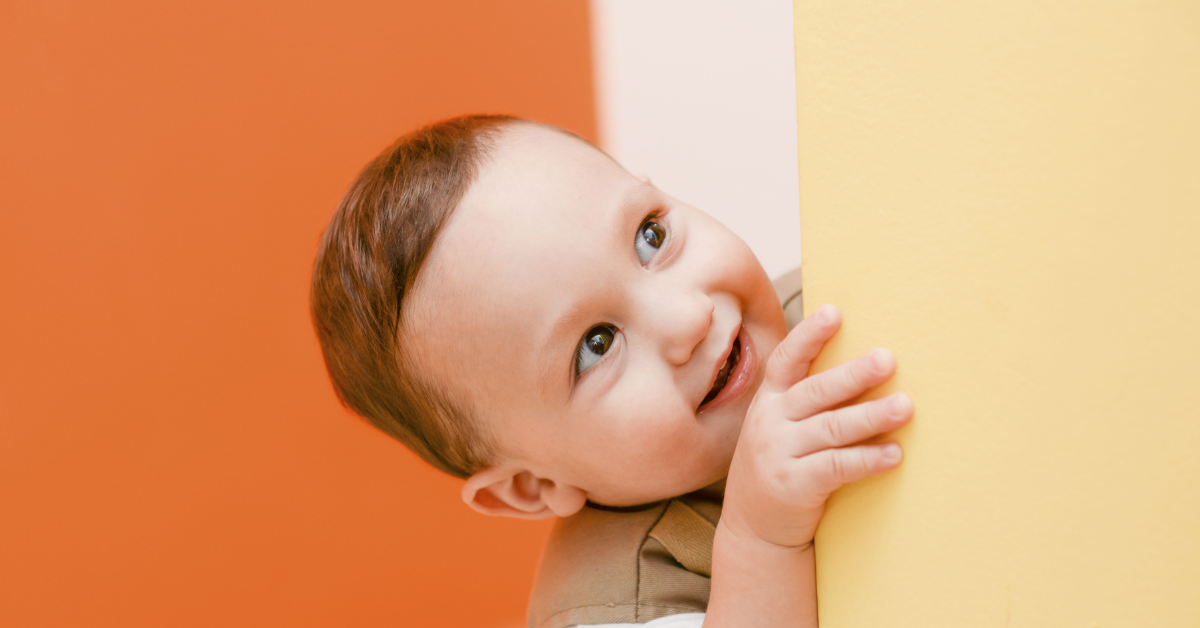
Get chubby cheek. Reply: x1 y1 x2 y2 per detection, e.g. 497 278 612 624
691 210 770 280
598 408 731 494
741 273 789 363
693 215 788 339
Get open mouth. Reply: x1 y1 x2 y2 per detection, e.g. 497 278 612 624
700 337 741 409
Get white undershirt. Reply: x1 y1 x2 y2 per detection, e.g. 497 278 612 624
574 612 706 628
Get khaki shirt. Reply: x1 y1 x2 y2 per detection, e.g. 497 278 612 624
526 493 721 628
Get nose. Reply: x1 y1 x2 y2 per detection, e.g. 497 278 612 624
646 285 715 366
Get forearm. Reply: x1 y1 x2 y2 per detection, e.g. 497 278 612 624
703 522 817 628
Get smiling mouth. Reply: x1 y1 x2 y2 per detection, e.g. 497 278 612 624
700 337 741 408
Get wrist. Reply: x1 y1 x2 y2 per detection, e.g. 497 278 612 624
708 520 818 628
715 518 814 557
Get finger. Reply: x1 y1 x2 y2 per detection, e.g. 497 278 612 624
763 304 842 393
790 393 913 458
795 443 903 499
784 348 896 419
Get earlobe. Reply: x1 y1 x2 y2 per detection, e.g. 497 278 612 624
462 467 587 520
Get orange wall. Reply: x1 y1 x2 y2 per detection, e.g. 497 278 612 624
0 1 594 626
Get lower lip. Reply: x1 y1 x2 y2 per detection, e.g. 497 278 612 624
698 326 758 414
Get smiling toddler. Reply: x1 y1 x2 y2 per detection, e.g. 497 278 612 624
310 115 912 627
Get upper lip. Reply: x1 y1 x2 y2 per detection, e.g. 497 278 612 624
697 321 742 410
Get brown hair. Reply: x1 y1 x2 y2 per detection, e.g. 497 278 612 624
309 114 515 478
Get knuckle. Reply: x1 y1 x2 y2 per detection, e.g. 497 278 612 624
769 466 791 493
862 400 883 431
775 336 808 373
826 452 845 483
773 336 796 366
856 447 872 473
820 412 844 445
766 352 790 383
807 374 833 405
843 360 867 391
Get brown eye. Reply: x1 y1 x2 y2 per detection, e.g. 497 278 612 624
635 220 667 264
576 325 616 375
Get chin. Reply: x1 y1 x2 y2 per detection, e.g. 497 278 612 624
600 455 735 507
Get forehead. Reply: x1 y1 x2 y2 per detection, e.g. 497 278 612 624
403 124 646 402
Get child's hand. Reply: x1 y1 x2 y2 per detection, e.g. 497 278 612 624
721 304 912 550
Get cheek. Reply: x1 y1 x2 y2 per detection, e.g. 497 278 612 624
594 384 707 459
599 408 729 485
695 220 779 302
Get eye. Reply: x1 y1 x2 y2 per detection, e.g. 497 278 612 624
635 219 667 264
575 324 616 375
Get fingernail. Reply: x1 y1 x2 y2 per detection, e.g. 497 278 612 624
889 393 911 416
873 348 893 370
882 443 902 463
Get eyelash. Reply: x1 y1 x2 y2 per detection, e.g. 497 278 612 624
572 212 671 381
639 211 664 255
575 324 617 377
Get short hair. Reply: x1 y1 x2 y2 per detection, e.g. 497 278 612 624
310 114 515 478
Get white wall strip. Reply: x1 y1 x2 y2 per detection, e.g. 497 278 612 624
590 0 802 280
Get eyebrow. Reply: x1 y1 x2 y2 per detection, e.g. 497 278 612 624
534 183 661 400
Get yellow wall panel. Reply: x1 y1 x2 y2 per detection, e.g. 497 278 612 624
794 2 1200 625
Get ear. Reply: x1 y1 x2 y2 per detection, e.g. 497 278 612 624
462 466 587 519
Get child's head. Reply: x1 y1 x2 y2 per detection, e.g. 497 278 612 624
311 115 787 518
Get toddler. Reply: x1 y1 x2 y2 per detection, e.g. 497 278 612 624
310 115 912 627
